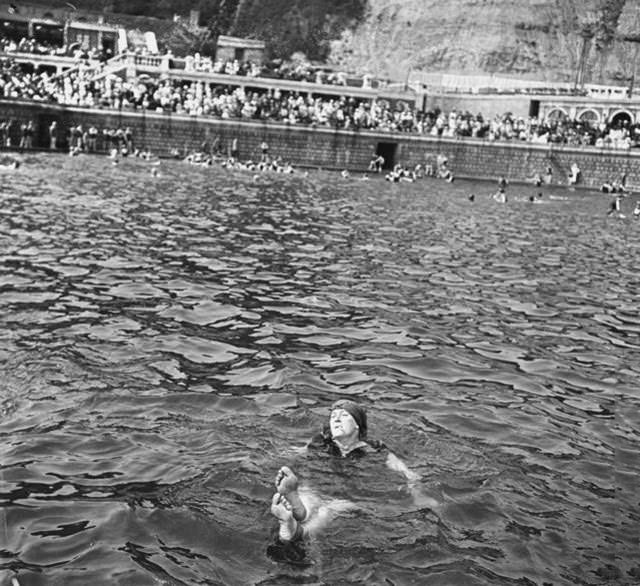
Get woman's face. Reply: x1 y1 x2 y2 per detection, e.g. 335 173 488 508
329 408 359 440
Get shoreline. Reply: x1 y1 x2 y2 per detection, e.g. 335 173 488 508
0 99 637 190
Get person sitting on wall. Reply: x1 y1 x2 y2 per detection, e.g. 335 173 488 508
614 173 628 193
368 154 385 173
601 177 628 194
435 154 454 182
568 162 581 185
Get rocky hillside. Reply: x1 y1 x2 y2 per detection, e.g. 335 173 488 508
50 0 639 85
327 0 638 84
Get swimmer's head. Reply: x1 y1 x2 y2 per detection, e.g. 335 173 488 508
330 400 367 440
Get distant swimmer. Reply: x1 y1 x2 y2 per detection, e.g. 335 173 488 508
633 201 640 218
493 190 507 203
607 195 622 216
0 156 20 169
341 169 350 179
468 193 475 202
385 170 401 183
493 176 508 203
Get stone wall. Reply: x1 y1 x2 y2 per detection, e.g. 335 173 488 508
1 99 638 189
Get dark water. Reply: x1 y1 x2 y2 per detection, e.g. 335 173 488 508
0 154 639 586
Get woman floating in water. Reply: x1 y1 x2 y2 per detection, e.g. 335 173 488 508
269 400 434 549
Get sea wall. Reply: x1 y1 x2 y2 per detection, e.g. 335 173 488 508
1 99 638 189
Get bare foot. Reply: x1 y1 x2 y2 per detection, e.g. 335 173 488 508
275 466 298 496
271 493 298 541
275 467 307 522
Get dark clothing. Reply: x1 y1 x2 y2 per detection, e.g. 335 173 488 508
307 431 384 459
303 431 405 502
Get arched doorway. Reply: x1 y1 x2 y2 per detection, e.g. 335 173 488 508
609 110 632 128
577 109 599 125
546 108 568 122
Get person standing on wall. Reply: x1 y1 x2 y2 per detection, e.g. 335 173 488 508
48 121 58 150
260 140 269 163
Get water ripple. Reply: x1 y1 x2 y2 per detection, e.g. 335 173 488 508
0 154 638 585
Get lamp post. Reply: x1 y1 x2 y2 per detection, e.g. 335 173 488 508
63 2 76 51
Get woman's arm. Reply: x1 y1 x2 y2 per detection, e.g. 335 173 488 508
386 451 438 508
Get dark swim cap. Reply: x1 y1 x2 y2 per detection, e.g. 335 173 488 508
331 400 367 440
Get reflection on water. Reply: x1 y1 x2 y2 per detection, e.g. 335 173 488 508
0 154 639 585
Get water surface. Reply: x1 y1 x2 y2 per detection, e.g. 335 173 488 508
0 154 639 586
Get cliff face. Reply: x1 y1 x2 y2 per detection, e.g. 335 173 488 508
41 0 639 85
328 0 639 85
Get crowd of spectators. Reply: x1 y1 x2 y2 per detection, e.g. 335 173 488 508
0 29 377 88
0 33 112 62
183 54 375 88
1 56 639 150
0 36 66 56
